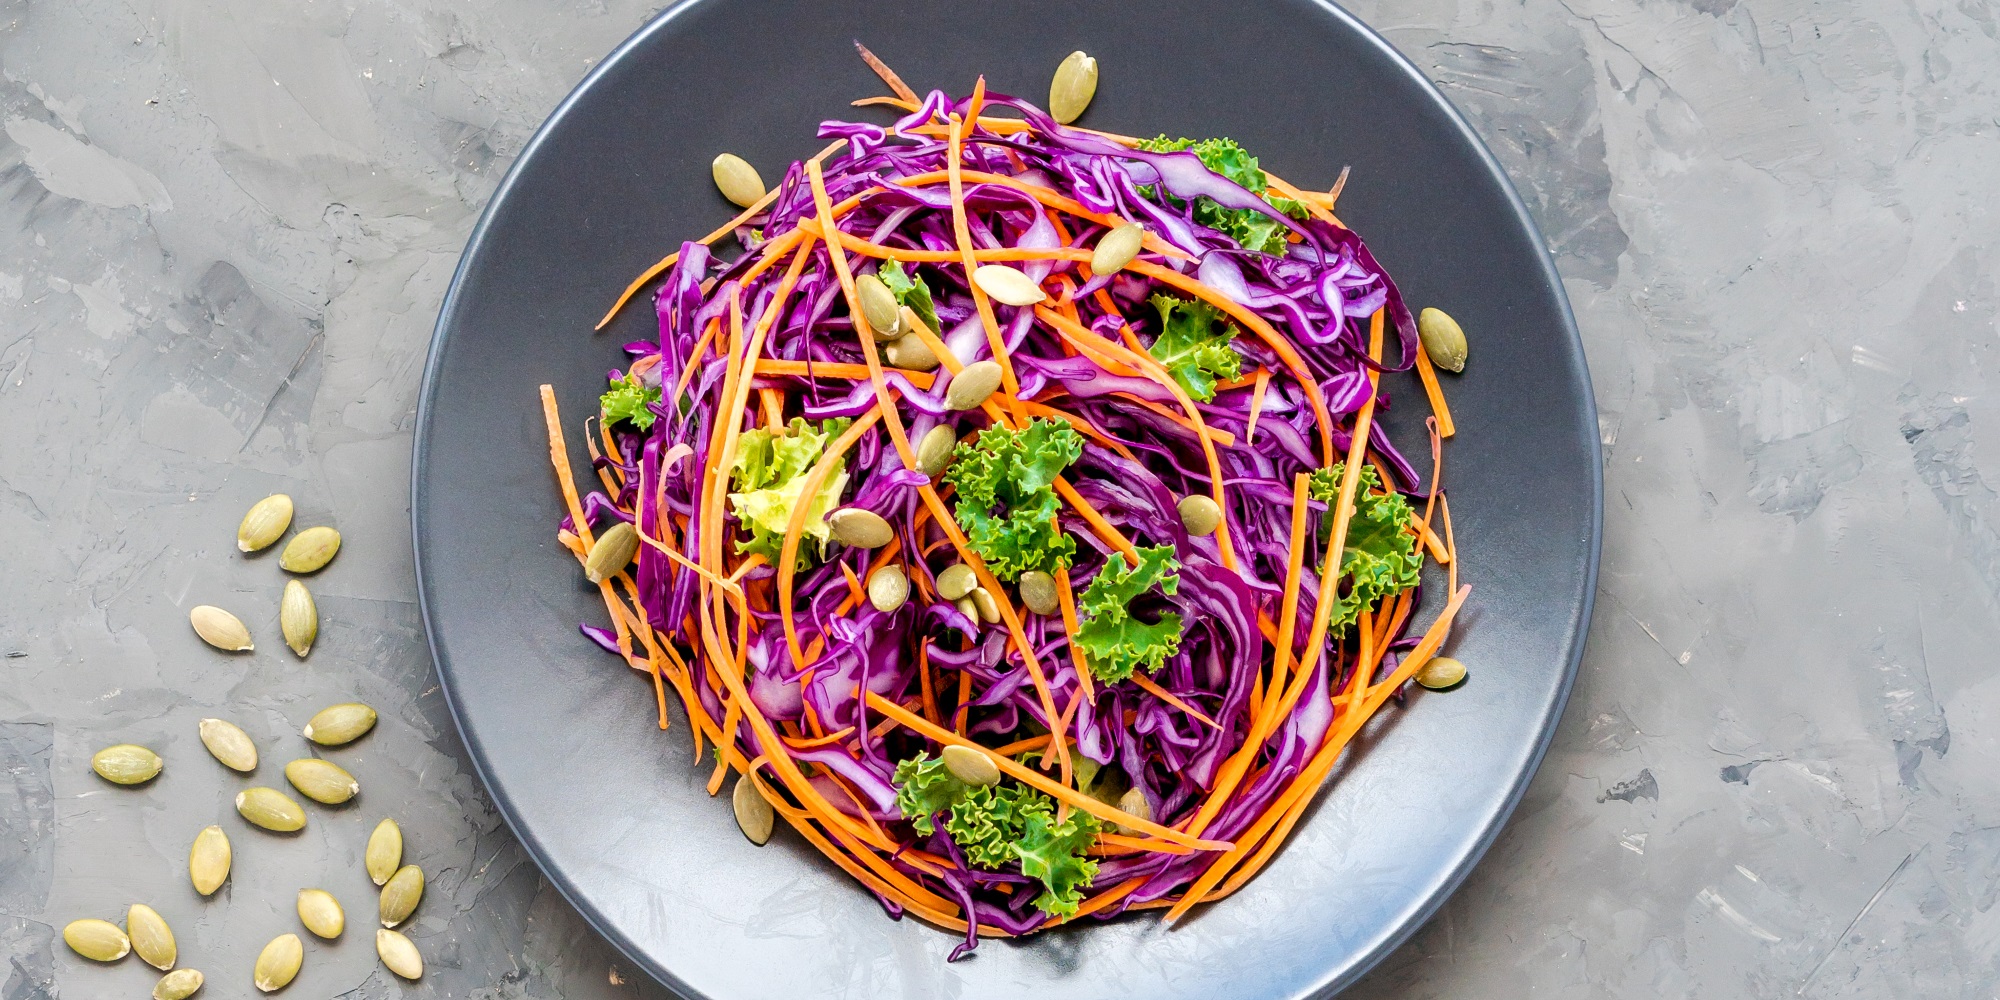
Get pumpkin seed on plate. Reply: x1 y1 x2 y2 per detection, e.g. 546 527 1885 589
189 606 253 652
1017 570 1059 616
1177 494 1223 536
1114 786 1153 836
280 580 316 657
153 968 204 1000
828 508 893 548
63 918 130 962
365 818 403 886
884 333 940 372
284 758 359 805
1417 307 1467 372
935 563 977 601
583 521 639 584
866 566 909 614
236 787 307 832
915 425 956 477
970 264 1046 307
711 153 765 208
198 718 258 772
1049 50 1098 124
278 526 341 573
954 596 979 625
237 494 294 553
1416 656 1468 690
376 929 424 980
940 744 1000 787
296 889 344 939
944 360 1004 411
127 903 176 970
92 744 162 785
1090 223 1144 275
252 933 302 993
969 586 1001 624
188 826 231 895
732 774 774 846
378 865 425 928
855 273 902 340
302 702 376 746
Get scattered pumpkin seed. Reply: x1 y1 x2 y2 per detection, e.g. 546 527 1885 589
365 818 403 886
583 521 639 584
732 774 774 845
954 596 979 625
296 889 344 939
63 918 130 962
940 744 1000 786
278 526 341 574
1114 786 1153 836
153 968 204 1000
375 929 424 980
1416 656 1468 690
866 566 909 613
285 758 359 805
280 580 317 657
944 359 1004 411
969 586 1001 624
915 426 957 477
828 508 893 548
91 744 162 785
378 865 424 928
237 494 294 553
935 564 977 601
302 702 376 746
236 787 307 833
252 933 302 993
1049 50 1098 124
711 153 765 208
970 264 1046 307
1017 570 1060 616
884 333 939 372
189 606 253 652
855 273 902 340
198 718 258 772
127 903 176 970
1417 307 1467 372
1090 223 1144 275
188 826 230 895
1177 494 1223 536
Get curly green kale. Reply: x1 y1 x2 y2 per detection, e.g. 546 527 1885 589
600 372 662 431
1147 295 1244 402
1308 464 1425 635
891 753 1097 916
877 259 939 334
1074 544 1183 683
942 418 1084 581
1132 135 1312 254
1014 807 1101 917
727 417 852 570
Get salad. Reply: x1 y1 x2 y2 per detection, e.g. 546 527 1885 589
541 47 1469 958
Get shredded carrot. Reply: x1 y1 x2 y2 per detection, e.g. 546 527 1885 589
1129 672 1220 730
753 359 938 388
853 41 918 104
1244 367 1273 445
1414 333 1457 438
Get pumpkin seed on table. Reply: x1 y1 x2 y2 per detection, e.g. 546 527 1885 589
189 606 253 652
940 744 1000 786
378 864 425 928
252 933 302 993
365 818 403 886
884 333 940 373
854 273 902 340
935 563 977 601
583 521 639 584
969 586 1001 624
297 889 345 939
970 264 1046 307
62 918 130 962
1090 223 1145 275
1416 656 1468 690
278 526 340 573
732 774 774 846
1017 570 1060 616
91 744 162 785
198 718 258 772
236 787 307 832
280 580 316 657
915 426 957 477
376 929 424 980
237 494 294 552
188 826 231 895
1177 494 1223 536
284 758 359 805
866 566 909 613
302 702 376 746
127 903 176 970
153 968 205 1000
1049 50 1098 124
828 508 893 548
1417 307 1467 372
711 153 765 208
1114 786 1153 836
943 360 1004 411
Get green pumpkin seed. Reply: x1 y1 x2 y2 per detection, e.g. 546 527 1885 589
969 586 1001 624
375 929 424 980
278 526 341 574
284 758 359 805
935 564 977 601
855 273 902 341
866 566 909 614
970 264 1046 307
940 744 1000 786
236 787 307 832
1417 307 1467 372
711 153 765 208
188 826 230 895
915 425 956 477
189 606 253 652
280 580 317 657
297 889 344 939
954 596 979 625
583 521 639 584
1017 570 1059 616
198 718 257 772
127 903 176 970
884 333 939 372
732 774 774 845
1049 50 1098 125
944 360 1004 411
63 918 130 962
378 865 424 928
252 934 301 992
1114 786 1153 836
153 968 204 1000
366 818 403 886
1177 494 1223 536
828 508 893 548
302 702 376 746
92 744 162 785
237 494 294 553
1416 656 1468 690
1090 223 1144 275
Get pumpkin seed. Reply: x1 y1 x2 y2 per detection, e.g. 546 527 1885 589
302 702 376 746
711 153 765 208
969 586 1001 624
188 826 231 895
284 758 359 805
884 333 940 372
190 606 253 652
915 425 957 477
237 494 294 553
1177 494 1223 536
732 774 774 845
153 968 204 1000
1017 570 1059 616
954 596 979 625
279 580 317 657
127 903 176 970
940 744 1000 786
1090 223 1144 275
855 273 902 340
63 918 130 962
1114 785 1153 836
198 718 258 772
1417 307 1467 372
378 865 424 928
944 360 1004 411
1049 50 1098 125
935 564 977 601
236 787 307 832
92 744 162 785
252 933 302 992
828 508 893 548
278 526 341 574
866 566 909 614
296 889 344 939
1416 656 1468 690
583 521 639 584
366 818 403 886
971 264 1046 307
375 929 423 980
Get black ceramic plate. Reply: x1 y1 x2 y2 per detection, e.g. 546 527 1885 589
413 1 1600 997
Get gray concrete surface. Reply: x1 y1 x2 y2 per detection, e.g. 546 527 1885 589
1 0 1993 996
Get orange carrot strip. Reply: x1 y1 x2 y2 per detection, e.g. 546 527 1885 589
751 359 937 389
993 733 1053 756
797 221 1094 265
1052 566 1094 703
706 694 742 794
804 160 920 472
777 409 882 669
853 41 917 104
1111 392 1236 447
1244 367 1273 445
893 170 1191 261
1052 478 1140 566
781 726 857 750
1413 334 1457 438
1128 672 1220 730
946 103 1021 401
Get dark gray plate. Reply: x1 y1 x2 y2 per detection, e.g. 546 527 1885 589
412 1 1600 997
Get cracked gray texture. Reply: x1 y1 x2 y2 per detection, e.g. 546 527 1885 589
0 0 1992 997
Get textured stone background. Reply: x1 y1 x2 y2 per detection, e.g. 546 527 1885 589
2 0 1994 996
